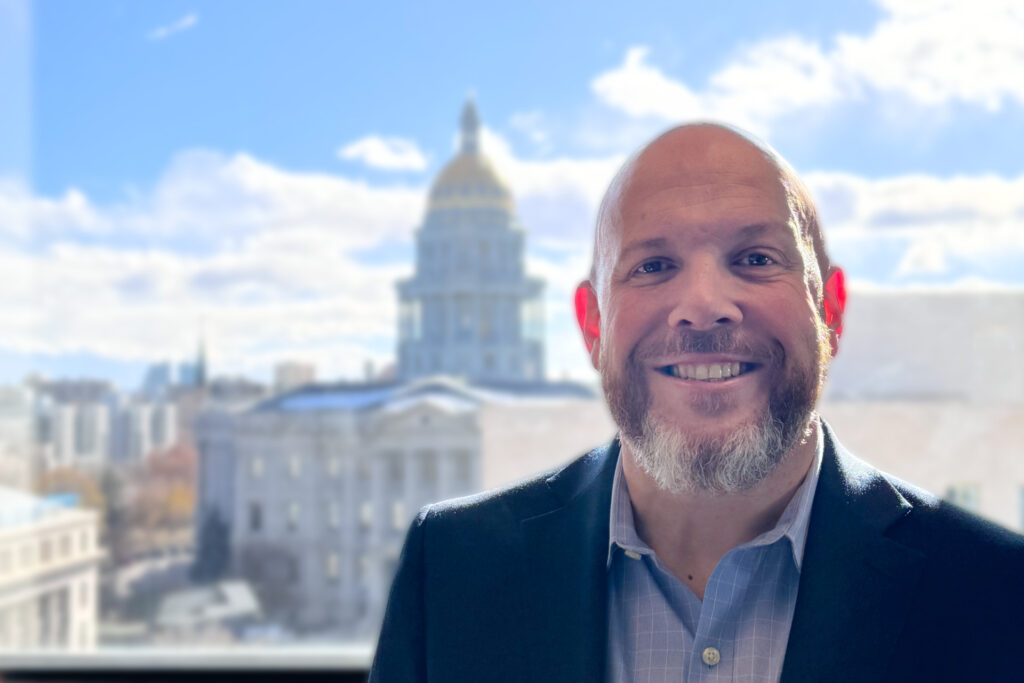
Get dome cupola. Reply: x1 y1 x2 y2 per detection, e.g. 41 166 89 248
427 98 513 213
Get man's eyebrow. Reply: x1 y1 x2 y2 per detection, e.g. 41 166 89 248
618 224 781 257
618 237 670 261
735 223 777 239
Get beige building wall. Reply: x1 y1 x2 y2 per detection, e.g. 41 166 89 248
479 395 1024 534
479 397 616 490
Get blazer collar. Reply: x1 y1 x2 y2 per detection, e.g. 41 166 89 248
780 422 926 682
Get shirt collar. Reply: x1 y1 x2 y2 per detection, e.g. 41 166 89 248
606 418 824 571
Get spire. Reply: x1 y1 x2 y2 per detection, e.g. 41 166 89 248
459 96 480 155
195 322 207 389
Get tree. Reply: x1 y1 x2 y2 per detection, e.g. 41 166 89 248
35 466 105 511
190 510 229 583
100 466 132 567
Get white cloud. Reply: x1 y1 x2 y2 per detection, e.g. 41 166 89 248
147 12 198 42
508 110 553 152
0 150 423 380
338 136 429 171
590 0 1024 135
806 171 1024 282
0 149 425 248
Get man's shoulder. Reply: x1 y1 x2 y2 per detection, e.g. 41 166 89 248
884 470 1024 557
834 443 1024 563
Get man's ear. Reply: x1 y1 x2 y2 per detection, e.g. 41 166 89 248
574 281 601 369
822 266 846 357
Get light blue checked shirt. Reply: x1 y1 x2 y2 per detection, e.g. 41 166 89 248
607 427 823 683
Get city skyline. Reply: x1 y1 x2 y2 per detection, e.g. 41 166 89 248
2 0 1023 388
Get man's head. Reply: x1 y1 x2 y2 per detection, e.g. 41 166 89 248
575 123 845 495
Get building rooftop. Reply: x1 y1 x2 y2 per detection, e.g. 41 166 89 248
0 486 82 531
250 376 596 415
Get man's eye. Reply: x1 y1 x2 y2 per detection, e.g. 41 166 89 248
740 252 774 266
633 260 671 275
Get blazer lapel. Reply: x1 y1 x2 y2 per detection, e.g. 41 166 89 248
780 425 926 683
518 441 619 683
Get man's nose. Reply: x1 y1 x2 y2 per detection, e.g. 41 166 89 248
666 260 743 330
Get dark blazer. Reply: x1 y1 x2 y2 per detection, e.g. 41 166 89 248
370 425 1024 682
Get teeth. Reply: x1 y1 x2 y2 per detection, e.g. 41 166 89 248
665 362 748 382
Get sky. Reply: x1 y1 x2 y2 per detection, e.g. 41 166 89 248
2 0 1023 389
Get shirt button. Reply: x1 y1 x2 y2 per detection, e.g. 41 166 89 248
702 647 721 667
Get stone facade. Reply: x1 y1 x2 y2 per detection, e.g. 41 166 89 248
198 379 486 636
0 487 101 650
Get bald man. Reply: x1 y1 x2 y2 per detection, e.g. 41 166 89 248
369 125 1024 683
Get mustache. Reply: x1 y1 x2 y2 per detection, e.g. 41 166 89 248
632 328 783 366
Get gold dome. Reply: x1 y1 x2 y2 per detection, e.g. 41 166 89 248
426 98 514 213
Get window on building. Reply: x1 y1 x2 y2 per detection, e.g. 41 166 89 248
251 456 264 478
59 533 71 559
79 529 89 553
386 453 404 492
391 501 406 530
40 539 52 564
326 552 339 580
79 579 89 608
289 455 301 478
358 554 371 581
420 451 438 487
456 295 473 341
328 502 340 529
943 483 980 513
249 502 263 533
328 456 340 478
452 450 473 490
287 501 300 531
359 502 373 528
0 549 9 574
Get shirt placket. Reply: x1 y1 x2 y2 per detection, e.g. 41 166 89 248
686 547 761 683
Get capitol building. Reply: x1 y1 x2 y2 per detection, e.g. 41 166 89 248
194 101 610 637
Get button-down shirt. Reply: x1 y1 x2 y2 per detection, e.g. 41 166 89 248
607 427 823 682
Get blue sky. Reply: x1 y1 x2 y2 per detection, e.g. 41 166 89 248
3 0 1023 388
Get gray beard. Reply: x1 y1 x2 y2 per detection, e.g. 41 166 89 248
602 328 825 495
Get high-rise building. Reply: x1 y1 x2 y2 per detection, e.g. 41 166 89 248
396 99 545 383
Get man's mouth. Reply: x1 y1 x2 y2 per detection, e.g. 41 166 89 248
658 361 758 382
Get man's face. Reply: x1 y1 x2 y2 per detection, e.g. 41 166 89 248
584 127 833 494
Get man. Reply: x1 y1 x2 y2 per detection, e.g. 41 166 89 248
369 124 1024 682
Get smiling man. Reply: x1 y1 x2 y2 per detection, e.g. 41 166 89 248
369 124 1024 682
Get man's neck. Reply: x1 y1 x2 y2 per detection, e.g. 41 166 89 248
621 420 820 600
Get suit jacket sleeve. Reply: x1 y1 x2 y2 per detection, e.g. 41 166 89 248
368 507 429 683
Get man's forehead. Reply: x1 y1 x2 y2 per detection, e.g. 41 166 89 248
598 126 791 244
622 125 783 195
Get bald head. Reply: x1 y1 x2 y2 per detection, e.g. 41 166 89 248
591 123 829 303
